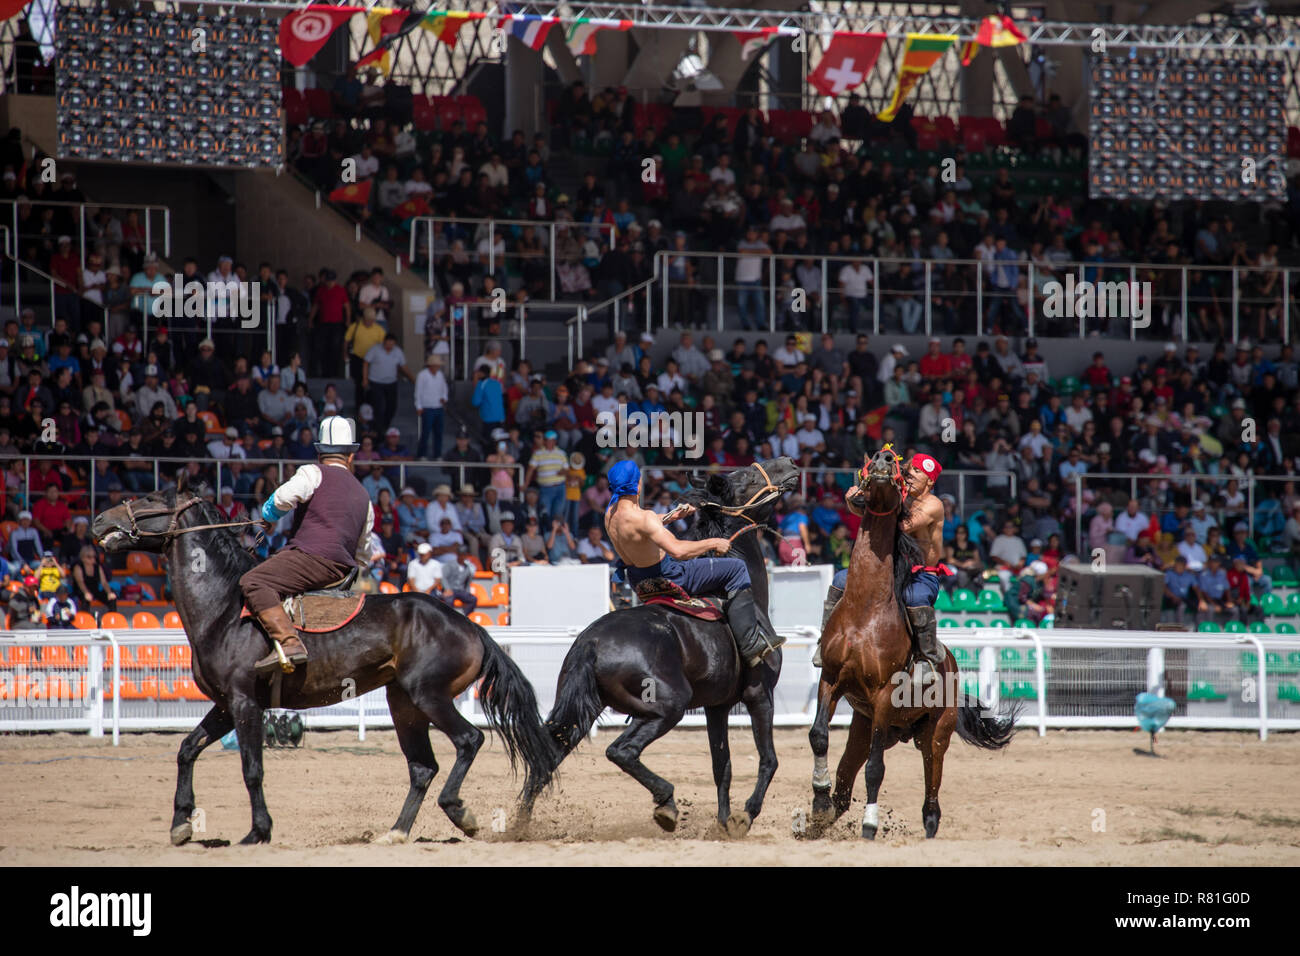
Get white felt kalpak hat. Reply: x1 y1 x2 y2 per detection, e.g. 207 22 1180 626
315 416 360 455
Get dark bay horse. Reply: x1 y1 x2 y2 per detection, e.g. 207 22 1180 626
521 457 800 837
809 447 1017 839
92 473 552 846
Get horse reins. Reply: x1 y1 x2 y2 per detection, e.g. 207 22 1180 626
702 461 784 517
860 444 909 517
119 494 262 544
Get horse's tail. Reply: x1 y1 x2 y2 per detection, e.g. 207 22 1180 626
955 697 1021 750
537 636 604 774
475 627 554 801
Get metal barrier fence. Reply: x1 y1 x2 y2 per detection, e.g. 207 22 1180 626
651 251 1298 343
2 198 172 272
4 627 1297 742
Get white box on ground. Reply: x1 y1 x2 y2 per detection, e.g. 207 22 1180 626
769 563 833 631
509 563 612 629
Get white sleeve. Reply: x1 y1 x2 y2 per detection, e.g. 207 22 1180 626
263 463 322 521
356 501 375 564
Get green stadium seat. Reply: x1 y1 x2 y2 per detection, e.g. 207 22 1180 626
1248 621 1271 634
1277 684 1300 703
1038 618 1054 629
1289 652 1300 672
935 590 954 612
988 619 1009 628
963 618 987 628
1270 652 1294 675
1240 651 1259 671
1013 617 1037 629
1197 621 1222 632
1188 681 1227 701
976 589 1007 612
999 648 1031 671
1275 622 1297 634
1225 621 1246 633
939 618 961 628
1271 565 1297 586
953 589 978 612
951 647 975 668
1284 593 1300 617
1001 680 1038 700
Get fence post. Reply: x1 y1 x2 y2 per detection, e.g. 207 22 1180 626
1245 635 1269 741
549 224 556 301
872 259 880 335
1027 261 1035 338
768 252 776 333
78 205 86 272
518 303 526 360
1074 475 1083 558
1231 267 1239 343
975 264 982 336
1030 630 1047 737
924 260 932 336
717 253 724 331
1284 268 1291 346
820 259 828 334
164 208 171 259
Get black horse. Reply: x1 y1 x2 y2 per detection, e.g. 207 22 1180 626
92 473 552 846
521 457 800 837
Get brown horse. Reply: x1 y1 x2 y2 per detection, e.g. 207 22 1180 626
808 447 1017 839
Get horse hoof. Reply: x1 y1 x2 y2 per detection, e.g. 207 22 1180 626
653 798 678 832
862 824 877 841
724 811 752 839
374 829 408 845
238 829 271 845
456 811 479 837
169 822 192 847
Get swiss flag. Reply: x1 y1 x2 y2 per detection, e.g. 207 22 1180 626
807 32 885 97
280 6 363 67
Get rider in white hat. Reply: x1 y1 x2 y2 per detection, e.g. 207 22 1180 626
239 416 375 675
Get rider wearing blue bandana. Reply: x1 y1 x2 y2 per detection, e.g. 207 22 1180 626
603 459 783 667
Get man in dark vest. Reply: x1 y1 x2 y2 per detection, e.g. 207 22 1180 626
241 416 374 675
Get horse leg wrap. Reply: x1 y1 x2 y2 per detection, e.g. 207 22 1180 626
812 755 831 790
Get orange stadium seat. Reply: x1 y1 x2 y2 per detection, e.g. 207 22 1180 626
132 644 161 667
41 645 88 668
379 581 398 594
468 612 493 627
73 611 98 629
496 611 510 626
470 581 494 607
126 552 159 575
101 611 129 630
2 644 35 666
198 410 223 434
161 677 209 702
166 644 191 667
490 583 509 606
163 611 184 629
132 612 161 629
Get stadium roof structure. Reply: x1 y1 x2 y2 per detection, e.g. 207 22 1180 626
184 0 1300 52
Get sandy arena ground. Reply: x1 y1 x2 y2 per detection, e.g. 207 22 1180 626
1 727 1297 866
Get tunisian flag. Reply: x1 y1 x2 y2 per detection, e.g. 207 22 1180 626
807 33 886 97
279 6 363 67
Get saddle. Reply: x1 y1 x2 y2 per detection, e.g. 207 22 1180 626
633 577 725 622
240 592 367 633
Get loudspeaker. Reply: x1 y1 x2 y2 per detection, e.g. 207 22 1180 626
1055 563 1166 630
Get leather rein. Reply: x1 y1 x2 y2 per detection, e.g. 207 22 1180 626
694 461 787 544
859 446 909 517
118 494 262 544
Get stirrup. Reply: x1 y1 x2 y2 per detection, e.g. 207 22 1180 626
745 632 786 668
255 639 308 677
911 658 936 687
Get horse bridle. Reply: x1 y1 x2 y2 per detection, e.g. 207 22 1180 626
117 493 261 544
859 445 909 517
702 461 785 517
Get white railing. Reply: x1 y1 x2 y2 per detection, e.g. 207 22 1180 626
4 627 1297 743
2 199 171 271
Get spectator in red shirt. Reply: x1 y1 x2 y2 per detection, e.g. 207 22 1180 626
1226 555 1253 609
32 485 70 542
1082 351 1111 390
309 268 351 379
919 337 952 382
28 459 65 495
49 235 82 327
949 337 973 377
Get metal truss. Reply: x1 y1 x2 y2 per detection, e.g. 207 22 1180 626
142 1 1299 53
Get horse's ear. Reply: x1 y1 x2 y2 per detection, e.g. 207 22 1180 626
176 469 188 494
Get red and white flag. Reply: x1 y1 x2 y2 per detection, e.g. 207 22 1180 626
807 32 886 97
279 6 363 67
733 27 779 61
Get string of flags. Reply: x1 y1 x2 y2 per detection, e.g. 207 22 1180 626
277 6 1028 121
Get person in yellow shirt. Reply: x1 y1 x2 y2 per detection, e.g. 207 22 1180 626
36 550 64 597
344 306 386 412
563 451 586 531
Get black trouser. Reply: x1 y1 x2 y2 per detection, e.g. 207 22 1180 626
370 381 397 432
315 323 346 378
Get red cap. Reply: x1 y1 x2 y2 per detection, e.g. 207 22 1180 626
911 453 942 480
22 575 37 587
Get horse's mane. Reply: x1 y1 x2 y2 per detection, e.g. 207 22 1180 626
173 481 259 582
891 495 923 610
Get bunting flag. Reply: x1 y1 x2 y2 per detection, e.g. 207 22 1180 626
279 6 362 67
422 10 487 48
356 7 421 72
806 32 886 97
733 27 780 62
565 18 632 57
329 180 373 206
877 34 957 122
501 11 557 51
960 14 1027 66
0 1 33 21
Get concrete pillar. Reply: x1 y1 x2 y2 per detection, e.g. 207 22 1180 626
504 35 544 139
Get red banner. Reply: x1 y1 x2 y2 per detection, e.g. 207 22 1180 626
807 33 886 97
279 6 363 67
0 2 33 23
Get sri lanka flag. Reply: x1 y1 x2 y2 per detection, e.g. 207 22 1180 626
566 18 632 57
877 34 956 122
960 15 1027 66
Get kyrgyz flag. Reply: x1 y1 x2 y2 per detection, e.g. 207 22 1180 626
566 18 632 57
422 10 487 48
279 6 363 67
861 405 890 440
807 32 886 97
961 14 1027 66
393 195 431 219
878 34 956 122
329 180 372 205
355 7 423 72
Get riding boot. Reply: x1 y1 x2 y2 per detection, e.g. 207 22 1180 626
906 605 944 686
253 604 309 676
726 588 785 667
813 585 844 668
